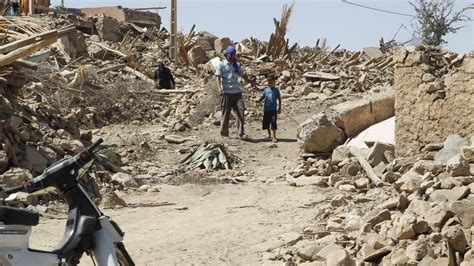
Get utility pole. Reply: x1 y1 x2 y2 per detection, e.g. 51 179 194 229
169 0 177 61
61 0 65 8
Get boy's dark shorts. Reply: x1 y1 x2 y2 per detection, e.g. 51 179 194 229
263 110 278 130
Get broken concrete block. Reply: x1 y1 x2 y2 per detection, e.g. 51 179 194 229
424 205 455 232
331 145 352 164
111 173 139 187
96 15 121 42
367 142 395 167
297 113 346 153
434 135 468 164
392 46 408 63
413 160 444 175
406 238 428 261
413 220 429 234
330 195 349 208
316 244 355 266
461 146 474 163
443 225 468 253
297 242 324 262
406 200 454 232
188 45 209 65
429 186 470 203
330 88 394 137
446 154 471 177
58 30 88 59
394 170 422 193
450 199 474 227
367 209 391 226
363 47 384 60
341 163 360 177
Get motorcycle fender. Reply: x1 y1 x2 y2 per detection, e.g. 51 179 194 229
92 229 119 266
98 216 123 242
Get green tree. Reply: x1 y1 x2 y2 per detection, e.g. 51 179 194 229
410 0 473 46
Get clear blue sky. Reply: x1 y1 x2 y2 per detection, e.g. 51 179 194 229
52 0 473 53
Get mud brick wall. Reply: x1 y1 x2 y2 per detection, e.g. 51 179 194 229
394 48 474 156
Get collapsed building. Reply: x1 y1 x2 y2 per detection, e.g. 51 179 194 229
0 2 472 264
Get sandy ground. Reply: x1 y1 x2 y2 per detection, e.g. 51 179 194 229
30 113 325 265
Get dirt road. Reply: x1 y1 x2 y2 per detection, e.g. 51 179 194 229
30 113 323 265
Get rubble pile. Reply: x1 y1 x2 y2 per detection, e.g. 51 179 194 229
256 134 473 264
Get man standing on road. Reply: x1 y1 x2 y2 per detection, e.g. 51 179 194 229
215 46 253 140
154 61 176 90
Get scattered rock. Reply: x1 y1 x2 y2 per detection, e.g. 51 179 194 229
111 173 140 187
297 113 345 153
251 239 284 253
367 209 391 226
406 238 428 261
446 154 471 177
450 199 474 227
316 244 355 266
434 135 468 164
442 225 468 253
429 186 470 203
100 188 127 209
279 232 303 247
165 135 187 144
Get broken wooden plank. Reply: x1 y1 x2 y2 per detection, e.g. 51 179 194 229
319 44 341 62
90 41 128 58
12 59 38 70
0 26 74 55
349 146 383 187
155 89 203 95
303 71 340 81
0 37 58 67
123 66 154 84
97 64 126 75
133 7 167 11
0 30 56 54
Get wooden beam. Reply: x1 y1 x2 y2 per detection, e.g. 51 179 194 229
0 37 58 68
90 42 128 58
0 26 75 56
0 29 57 55
12 59 39 70
123 66 154 84
133 7 167 11
155 89 203 95
97 64 126 75
350 146 383 187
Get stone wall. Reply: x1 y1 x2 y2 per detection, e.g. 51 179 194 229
394 48 474 156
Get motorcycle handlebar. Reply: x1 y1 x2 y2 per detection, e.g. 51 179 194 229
1 138 104 195
86 138 104 154
4 185 25 195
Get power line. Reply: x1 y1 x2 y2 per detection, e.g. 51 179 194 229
340 0 416 18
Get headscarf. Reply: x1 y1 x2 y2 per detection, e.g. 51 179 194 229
224 46 240 74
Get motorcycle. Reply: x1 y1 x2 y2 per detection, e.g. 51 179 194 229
0 138 135 266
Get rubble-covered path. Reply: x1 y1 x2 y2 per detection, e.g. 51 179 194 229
30 114 315 265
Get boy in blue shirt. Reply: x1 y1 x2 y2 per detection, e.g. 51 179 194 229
256 75 282 143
